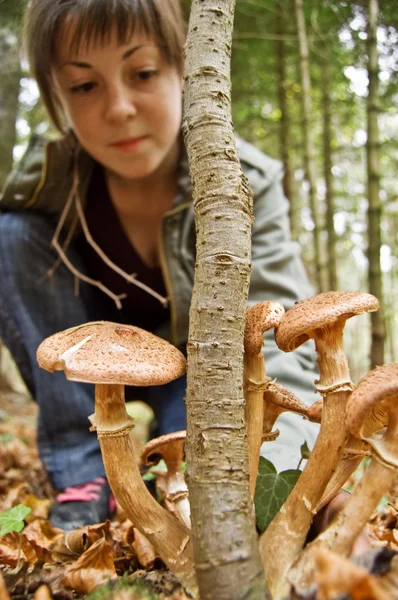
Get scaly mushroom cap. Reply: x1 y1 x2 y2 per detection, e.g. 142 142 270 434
244 301 285 356
141 431 186 467
37 321 186 385
275 292 379 352
346 363 398 467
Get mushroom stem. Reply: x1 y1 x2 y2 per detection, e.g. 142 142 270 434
288 455 395 593
244 353 269 498
316 435 370 511
259 322 353 599
162 451 191 529
92 383 197 597
243 301 285 499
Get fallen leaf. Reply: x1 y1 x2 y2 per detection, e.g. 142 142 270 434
126 527 157 569
62 537 117 594
23 494 51 521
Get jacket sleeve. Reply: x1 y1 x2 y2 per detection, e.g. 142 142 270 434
239 143 319 406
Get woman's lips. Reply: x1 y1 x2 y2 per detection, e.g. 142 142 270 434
110 136 148 152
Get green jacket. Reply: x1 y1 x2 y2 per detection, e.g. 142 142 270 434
0 133 318 403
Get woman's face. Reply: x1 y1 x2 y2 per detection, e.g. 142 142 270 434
53 25 183 182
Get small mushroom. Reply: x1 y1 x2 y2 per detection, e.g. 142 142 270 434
288 363 398 592
262 380 321 442
243 301 285 497
141 431 190 528
259 291 379 600
36 321 197 596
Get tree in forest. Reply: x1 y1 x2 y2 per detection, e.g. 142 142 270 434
366 0 386 367
183 1 269 598
294 0 326 293
0 1 25 188
322 42 338 292
0 1 25 394
276 0 297 240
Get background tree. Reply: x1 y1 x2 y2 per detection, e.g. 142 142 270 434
294 0 326 293
276 0 297 239
0 0 24 188
366 0 386 367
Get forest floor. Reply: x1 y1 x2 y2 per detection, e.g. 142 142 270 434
0 386 190 600
1 379 398 599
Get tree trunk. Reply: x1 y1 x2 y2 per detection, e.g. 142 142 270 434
322 44 338 291
276 0 297 240
183 1 269 599
366 0 385 367
294 0 326 292
0 27 20 188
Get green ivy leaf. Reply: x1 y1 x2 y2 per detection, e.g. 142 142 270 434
254 457 301 533
0 504 32 536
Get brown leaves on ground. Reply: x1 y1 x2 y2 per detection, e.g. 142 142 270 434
0 391 189 599
3 389 398 599
62 537 117 594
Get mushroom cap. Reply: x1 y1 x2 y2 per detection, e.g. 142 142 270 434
346 363 398 466
244 301 285 355
141 431 186 466
275 292 379 352
37 321 186 385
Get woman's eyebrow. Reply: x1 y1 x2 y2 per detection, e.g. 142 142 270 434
60 44 147 69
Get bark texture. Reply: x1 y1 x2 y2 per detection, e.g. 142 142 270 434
366 0 385 367
182 1 268 599
276 0 297 240
322 47 338 291
294 0 326 293
0 27 20 188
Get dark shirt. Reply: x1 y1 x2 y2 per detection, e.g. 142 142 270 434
75 165 170 333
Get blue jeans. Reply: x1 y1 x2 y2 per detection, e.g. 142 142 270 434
0 212 186 489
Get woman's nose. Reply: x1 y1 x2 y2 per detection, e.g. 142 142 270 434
104 86 137 123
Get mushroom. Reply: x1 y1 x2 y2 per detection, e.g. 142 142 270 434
36 321 197 596
261 380 321 442
259 291 379 599
313 548 388 600
288 363 398 593
141 431 190 528
244 301 285 497
316 434 371 512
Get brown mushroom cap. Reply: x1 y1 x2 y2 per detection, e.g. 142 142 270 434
244 301 285 356
275 292 379 352
346 363 398 466
37 321 186 385
141 431 186 466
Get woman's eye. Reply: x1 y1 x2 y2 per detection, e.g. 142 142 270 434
70 82 96 94
136 69 157 82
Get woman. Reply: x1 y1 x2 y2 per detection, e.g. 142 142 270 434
0 0 318 530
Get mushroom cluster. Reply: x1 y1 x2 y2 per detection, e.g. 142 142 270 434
259 291 379 599
36 290 392 600
288 362 398 594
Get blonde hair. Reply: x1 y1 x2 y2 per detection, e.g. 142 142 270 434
23 0 186 132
